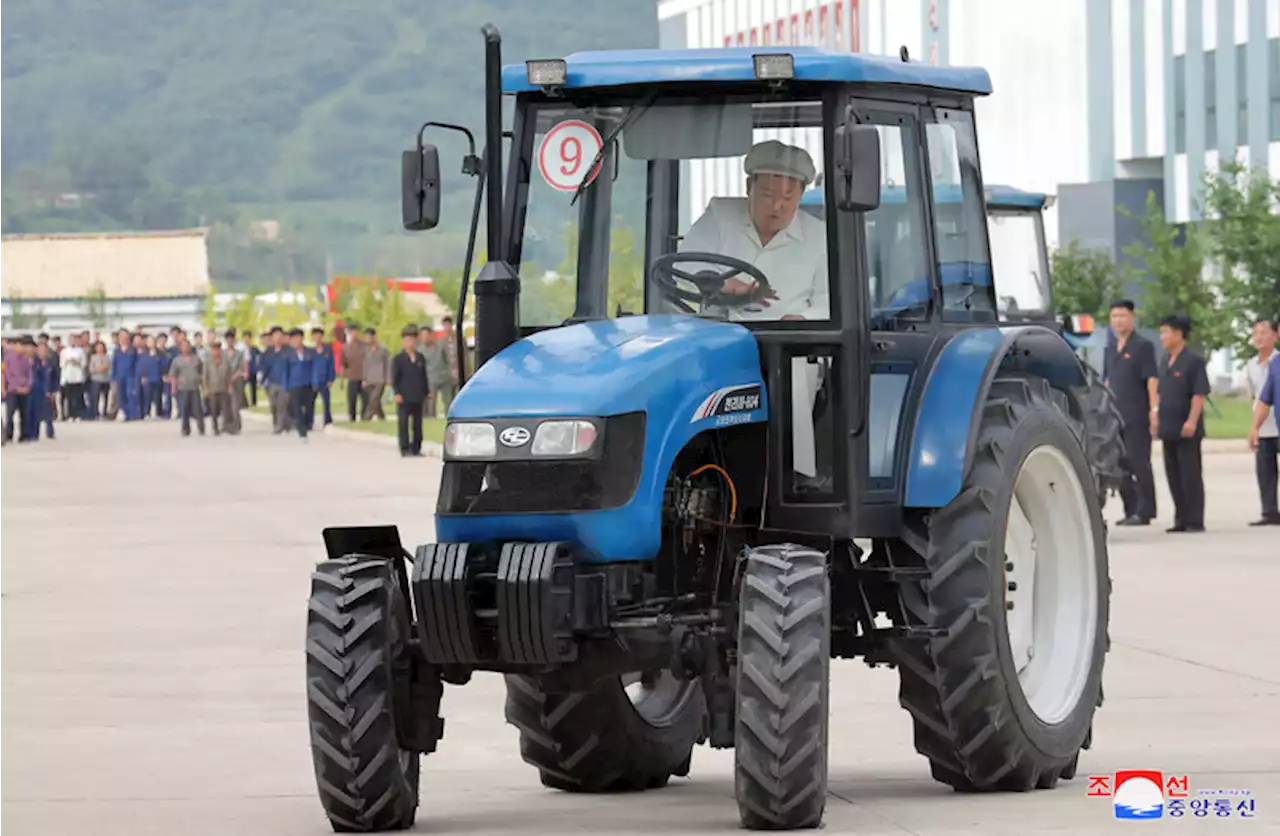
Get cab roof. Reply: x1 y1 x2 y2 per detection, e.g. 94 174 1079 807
799 183 1049 209
502 46 993 95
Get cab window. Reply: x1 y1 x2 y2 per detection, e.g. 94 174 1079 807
990 209 1051 319
925 110 995 323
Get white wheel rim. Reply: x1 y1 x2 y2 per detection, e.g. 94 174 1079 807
1003 444 1099 725
622 671 696 728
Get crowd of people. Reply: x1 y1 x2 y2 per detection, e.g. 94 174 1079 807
1103 302 1279 531
1 315 463 455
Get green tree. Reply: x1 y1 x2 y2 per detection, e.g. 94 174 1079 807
220 287 269 334
5 292 45 330
1122 191 1232 353
78 282 111 329
328 278 420 342
1199 162 1280 358
200 281 219 329
1049 239 1124 321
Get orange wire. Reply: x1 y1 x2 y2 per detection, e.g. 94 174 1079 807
690 463 738 522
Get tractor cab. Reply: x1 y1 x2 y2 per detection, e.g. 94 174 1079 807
405 44 1004 543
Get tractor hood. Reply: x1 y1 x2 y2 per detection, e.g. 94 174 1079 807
449 315 765 420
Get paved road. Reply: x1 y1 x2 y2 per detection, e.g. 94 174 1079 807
3 421 1278 835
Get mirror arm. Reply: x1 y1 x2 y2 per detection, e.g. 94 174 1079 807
455 162 486 389
418 122 478 160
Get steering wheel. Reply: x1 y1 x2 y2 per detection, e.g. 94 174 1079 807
650 251 773 314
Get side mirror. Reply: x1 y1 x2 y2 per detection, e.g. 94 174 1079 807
833 117 881 213
402 144 441 231
1062 313 1096 337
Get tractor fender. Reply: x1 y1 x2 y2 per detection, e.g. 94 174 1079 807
904 325 1086 508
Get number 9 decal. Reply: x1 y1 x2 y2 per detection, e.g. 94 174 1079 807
538 120 604 192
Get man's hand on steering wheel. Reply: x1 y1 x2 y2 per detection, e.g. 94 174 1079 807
721 276 778 306
650 251 776 313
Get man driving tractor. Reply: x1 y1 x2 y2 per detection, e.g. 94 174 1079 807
680 140 829 322
679 139 829 484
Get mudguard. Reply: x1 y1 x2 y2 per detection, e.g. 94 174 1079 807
904 325 1086 508
438 315 768 562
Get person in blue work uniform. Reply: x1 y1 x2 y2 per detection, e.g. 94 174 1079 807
129 333 148 418
136 335 163 419
310 326 335 429
243 329 261 407
265 326 292 434
155 332 174 418
28 341 58 440
109 329 137 421
284 327 316 440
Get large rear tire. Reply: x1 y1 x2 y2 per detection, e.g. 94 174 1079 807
504 670 704 792
734 545 830 830
307 556 420 832
893 375 1109 792
1078 364 1130 509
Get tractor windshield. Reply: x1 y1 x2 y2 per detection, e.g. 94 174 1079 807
509 92 829 327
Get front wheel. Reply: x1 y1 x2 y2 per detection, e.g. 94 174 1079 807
893 375 1110 791
306 556 421 832
734 544 830 830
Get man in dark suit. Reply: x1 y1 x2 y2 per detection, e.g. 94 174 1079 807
391 325 430 457
1156 315 1211 533
1103 299 1159 525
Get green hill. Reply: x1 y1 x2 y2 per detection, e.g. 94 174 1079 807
1 0 658 283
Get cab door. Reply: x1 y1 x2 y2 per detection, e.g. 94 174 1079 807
755 89 874 542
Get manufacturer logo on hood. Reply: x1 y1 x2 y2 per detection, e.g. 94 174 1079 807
499 426 531 447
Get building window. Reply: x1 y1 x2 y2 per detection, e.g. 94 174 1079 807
1271 38 1280 141
1237 43 1249 147
1174 54 1186 154
1205 49 1217 151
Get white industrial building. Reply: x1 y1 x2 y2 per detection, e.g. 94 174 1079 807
1 228 211 337
657 0 1279 387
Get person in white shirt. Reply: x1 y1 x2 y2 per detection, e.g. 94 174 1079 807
679 140 829 322
1244 317 1279 525
59 333 88 420
679 140 830 484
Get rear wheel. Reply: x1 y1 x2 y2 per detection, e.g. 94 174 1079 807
1078 364 1130 509
893 376 1109 792
734 544 830 830
306 556 422 832
504 670 704 792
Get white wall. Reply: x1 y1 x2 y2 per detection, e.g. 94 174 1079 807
660 0 1094 245
948 0 1091 247
0 297 205 337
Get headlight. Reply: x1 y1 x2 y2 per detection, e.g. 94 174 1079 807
532 420 598 456
444 422 496 458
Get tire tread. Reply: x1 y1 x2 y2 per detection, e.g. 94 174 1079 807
735 544 829 830
307 556 419 832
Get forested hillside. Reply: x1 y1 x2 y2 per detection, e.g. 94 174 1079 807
1 0 658 284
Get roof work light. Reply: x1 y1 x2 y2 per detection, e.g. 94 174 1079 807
753 53 795 80
527 59 567 86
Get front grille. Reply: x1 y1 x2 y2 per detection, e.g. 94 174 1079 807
438 412 646 515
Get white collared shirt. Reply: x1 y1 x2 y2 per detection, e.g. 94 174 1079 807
1245 350 1278 437
59 346 87 384
679 198 830 322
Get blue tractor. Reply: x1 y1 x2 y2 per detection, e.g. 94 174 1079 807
307 29 1111 832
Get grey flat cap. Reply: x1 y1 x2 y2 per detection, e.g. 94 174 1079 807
744 140 816 185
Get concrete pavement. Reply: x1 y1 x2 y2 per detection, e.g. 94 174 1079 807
2 420 1277 835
